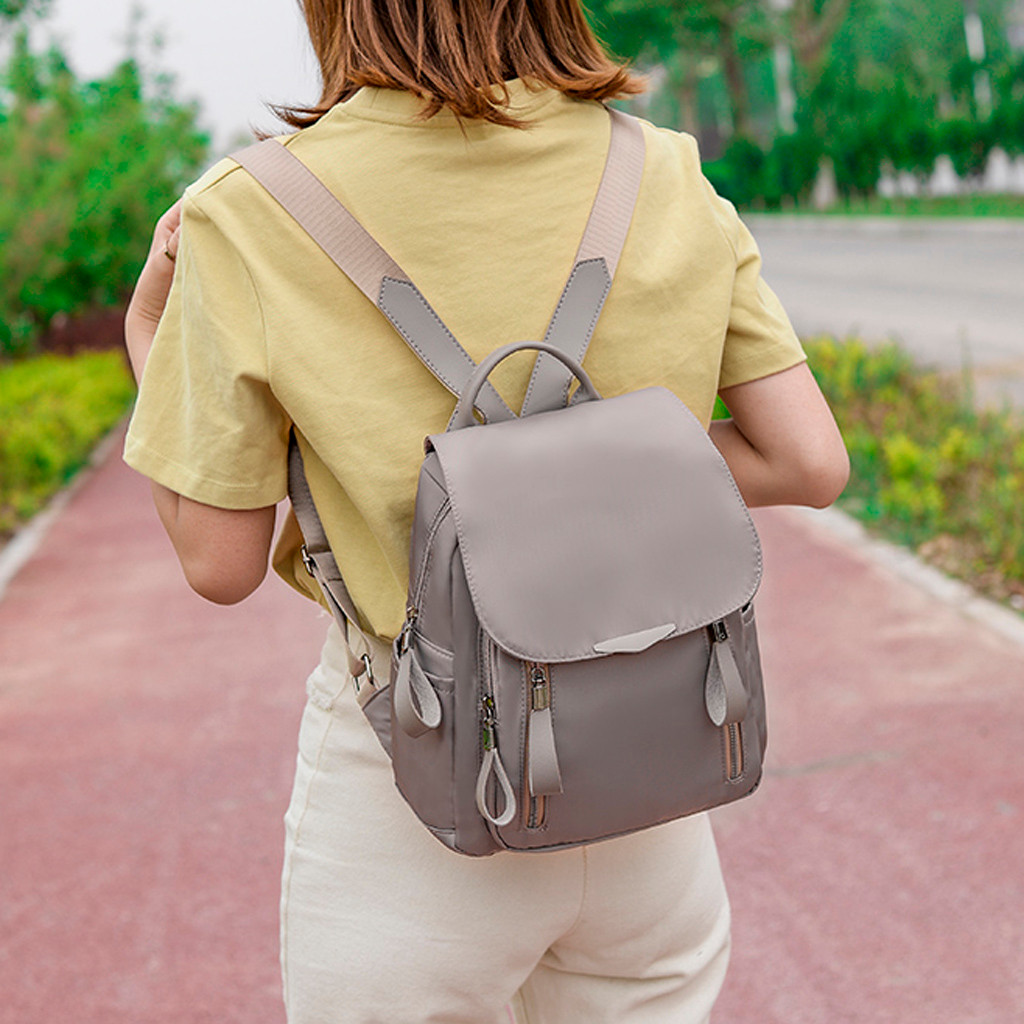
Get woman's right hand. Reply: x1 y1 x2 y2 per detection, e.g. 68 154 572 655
124 199 183 384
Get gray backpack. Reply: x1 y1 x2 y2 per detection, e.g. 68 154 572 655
235 109 766 856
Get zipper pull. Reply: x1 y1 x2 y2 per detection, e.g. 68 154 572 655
530 665 550 711
481 694 497 751
397 606 417 656
705 620 747 727
526 663 563 797
476 694 516 827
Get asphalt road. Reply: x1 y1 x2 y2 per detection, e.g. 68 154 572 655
746 216 1024 406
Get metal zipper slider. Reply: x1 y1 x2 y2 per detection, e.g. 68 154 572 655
530 664 550 711
397 606 417 655
481 694 497 751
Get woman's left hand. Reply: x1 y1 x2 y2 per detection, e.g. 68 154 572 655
124 199 183 384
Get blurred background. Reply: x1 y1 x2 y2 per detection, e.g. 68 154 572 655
2 3 1023 1022
590 0 1024 211
1 0 1021 607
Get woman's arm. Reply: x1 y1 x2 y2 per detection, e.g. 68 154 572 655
711 362 850 509
125 202 276 606
148 486 277 605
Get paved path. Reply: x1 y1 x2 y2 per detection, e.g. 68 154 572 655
2 438 1023 1022
746 216 1024 406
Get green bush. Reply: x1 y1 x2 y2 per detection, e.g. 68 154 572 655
703 136 767 210
0 30 208 356
805 337 1024 606
0 350 135 535
704 129 821 210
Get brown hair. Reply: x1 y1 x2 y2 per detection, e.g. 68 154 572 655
279 0 643 129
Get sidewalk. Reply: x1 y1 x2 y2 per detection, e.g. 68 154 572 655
2 436 1023 1023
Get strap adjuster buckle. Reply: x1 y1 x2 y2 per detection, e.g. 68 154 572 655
300 544 316 577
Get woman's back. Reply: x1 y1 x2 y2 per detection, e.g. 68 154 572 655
122 5 847 1019
126 82 804 638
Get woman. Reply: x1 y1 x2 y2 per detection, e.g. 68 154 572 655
124 1 849 1020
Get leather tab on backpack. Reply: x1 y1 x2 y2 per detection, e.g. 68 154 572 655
705 627 747 727
593 623 675 654
394 647 443 737
527 705 564 797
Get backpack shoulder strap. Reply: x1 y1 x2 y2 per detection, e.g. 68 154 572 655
228 110 643 650
520 108 646 417
231 139 516 427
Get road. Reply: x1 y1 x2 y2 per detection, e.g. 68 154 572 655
746 216 1024 405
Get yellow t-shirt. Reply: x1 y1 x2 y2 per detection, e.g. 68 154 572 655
124 81 805 641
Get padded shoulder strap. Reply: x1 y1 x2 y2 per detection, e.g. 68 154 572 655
231 140 516 426
520 108 646 417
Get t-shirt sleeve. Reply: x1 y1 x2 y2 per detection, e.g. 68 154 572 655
123 191 289 509
704 181 807 390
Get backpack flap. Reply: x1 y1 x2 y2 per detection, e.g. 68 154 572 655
427 386 762 664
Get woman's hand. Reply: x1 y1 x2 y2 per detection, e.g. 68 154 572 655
124 199 183 384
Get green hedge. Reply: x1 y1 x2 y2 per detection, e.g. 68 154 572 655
805 337 1024 608
704 94 1024 210
0 350 135 535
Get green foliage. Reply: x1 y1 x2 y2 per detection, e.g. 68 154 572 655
0 28 208 356
703 124 826 208
0 0 50 24
703 135 767 208
587 0 773 136
760 193 1024 216
0 350 135 535
591 0 1023 208
806 337 1024 604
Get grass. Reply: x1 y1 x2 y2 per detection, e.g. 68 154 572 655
757 194 1024 218
803 337 1024 611
0 350 135 538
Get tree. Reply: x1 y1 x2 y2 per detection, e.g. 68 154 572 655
0 28 208 355
783 0 855 94
587 0 771 137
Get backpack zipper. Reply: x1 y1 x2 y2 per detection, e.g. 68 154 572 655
709 619 745 781
524 662 551 829
398 497 453 649
724 722 744 781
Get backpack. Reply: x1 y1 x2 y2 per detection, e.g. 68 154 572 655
234 108 767 856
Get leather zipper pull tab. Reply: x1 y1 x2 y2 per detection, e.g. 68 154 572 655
705 621 747 727
527 664 563 797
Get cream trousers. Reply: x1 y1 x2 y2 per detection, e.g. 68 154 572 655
280 624 731 1023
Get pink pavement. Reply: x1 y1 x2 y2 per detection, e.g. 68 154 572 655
1 434 1022 1023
